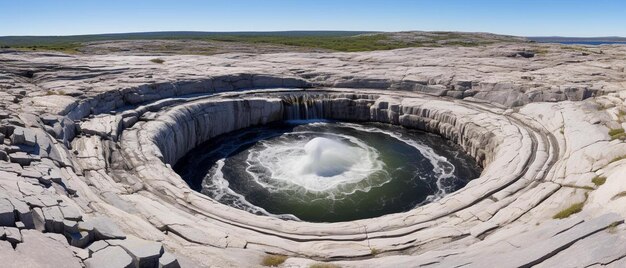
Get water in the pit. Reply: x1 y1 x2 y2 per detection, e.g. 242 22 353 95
175 121 481 222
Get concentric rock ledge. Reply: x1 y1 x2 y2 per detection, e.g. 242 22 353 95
2 46 626 267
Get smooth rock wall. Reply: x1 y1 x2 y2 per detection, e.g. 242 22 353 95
65 75 307 121
146 93 496 171
153 98 284 165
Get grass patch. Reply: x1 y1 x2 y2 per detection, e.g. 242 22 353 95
8 43 82 54
609 155 626 164
553 202 585 219
607 221 622 233
370 248 380 256
209 34 396 51
609 128 624 136
531 48 550 56
609 128 626 140
45 90 67 95
592 176 607 186
310 263 341 268
0 31 526 54
149 58 165 64
561 184 594 191
261 255 288 267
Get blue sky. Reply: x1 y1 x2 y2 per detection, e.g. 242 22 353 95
1 0 624 37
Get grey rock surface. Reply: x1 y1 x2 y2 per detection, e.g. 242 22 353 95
84 245 134 268
0 43 626 267
13 230 82 268
0 198 15 226
107 235 164 268
80 217 126 240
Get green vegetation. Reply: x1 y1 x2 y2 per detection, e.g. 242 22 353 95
562 184 594 191
11 43 82 53
370 248 380 256
261 254 288 267
45 90 67 95
531 47 550 56
149 58 165 64
607 221 621 233
553 201 585 219
609 155 626 164
203 34 413 52
609 128 626 140
0 31 524 54
591 176 607 186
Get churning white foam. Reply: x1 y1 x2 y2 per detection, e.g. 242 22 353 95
198 121 462 220
246 133 386 192
337 122 456 203
299 137 358 177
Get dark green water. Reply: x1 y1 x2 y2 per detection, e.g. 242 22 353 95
175 121 481 222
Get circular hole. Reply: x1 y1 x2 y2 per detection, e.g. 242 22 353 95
175 120 481 222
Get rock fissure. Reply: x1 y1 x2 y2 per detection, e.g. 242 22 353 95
2 45 626 266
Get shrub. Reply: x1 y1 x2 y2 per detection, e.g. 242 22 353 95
553 202 585 219
609 155 626 164
609 128 626 140
149 58 165 64
261 255 288 267
592 176 607 186
45 90 66 95
562 184 594 191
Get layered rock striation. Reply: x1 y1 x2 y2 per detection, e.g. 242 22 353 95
1 45 626 267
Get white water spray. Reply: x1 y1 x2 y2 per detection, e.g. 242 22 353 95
246 132 386 192
298 137 359 177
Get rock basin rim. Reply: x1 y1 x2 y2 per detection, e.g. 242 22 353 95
1 44 626 267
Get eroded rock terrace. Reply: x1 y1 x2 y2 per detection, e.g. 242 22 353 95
1 44 626 267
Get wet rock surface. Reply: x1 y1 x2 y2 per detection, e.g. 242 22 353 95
0 44 625 267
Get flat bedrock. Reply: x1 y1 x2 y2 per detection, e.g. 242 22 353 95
0 44 626 267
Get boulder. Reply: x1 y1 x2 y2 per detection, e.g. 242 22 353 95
107 235 164 268
0 198 15 227
158 252 181 268
60 204 83 221
87 240 109 255
80 217 126 240
84 245 133 268
15 230 82 268
9 152 40 166
31 207 46 232
10 127 37 146
42 206 64 233
2 227 22 244
8 198 34 229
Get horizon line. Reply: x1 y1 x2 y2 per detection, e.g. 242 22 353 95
0 30 625 39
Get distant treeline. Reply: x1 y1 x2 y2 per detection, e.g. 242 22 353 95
0 31 374 47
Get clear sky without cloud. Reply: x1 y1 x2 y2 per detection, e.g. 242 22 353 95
1 0 624 37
